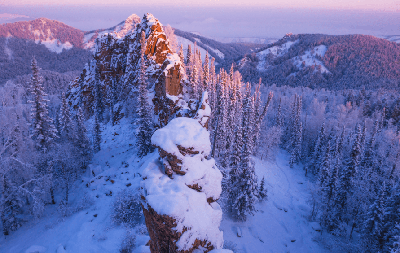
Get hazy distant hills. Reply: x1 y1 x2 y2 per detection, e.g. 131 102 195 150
0 15 262 85
239 34 400 89
1 15 399 90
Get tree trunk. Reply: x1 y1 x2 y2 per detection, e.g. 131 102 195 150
50 187 55 204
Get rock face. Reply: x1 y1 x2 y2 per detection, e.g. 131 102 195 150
66 13 187 127
141 97 224 253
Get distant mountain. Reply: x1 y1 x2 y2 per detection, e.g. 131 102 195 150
174 28 263 69
0 17 85 52
0 15 262 86
83 14 141 50
238 34 400 89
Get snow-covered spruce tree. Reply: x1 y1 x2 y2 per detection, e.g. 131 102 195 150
186 44 192 76
28 57 58 152
93 112 101 153
229 93 258 222
362 182 387 252
59 92 75 142
259 176 267 200
135 31 154 158
311 122 326 174
276 98 283 127
94 64 104 122
289 95 302 168
333 124 363 221
74 107 92 168
318 142 331 188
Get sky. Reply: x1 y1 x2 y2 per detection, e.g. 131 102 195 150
0 1 399 40
1 0 399 11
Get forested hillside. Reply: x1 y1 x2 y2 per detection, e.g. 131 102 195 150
240 34 400 90
0 37 91 85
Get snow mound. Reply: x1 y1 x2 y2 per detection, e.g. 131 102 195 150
25 245 46 253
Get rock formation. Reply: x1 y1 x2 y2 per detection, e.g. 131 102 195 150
141 93 225 252
66 13 187 127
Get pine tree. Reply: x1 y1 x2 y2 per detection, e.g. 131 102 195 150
203 52 210 93
334 124 363 216
93 113 101 153
186 44 192 76
28 57 58 152
227 114 243 195
289 95 302 168
94 66 104 122
59 92 74 142
318 142 331 188
276 98 283 127
259 176 267 200
311 122 326 174
0 178 24 235
362 183 387 251
74 107 92 167
135 31 154 158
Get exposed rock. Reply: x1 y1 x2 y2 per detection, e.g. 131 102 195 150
67 13 187 127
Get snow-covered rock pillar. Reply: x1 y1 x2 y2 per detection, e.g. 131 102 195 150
141 92 224 253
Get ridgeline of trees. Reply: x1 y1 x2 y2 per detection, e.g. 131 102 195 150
240 34 400 90
0 37 91 85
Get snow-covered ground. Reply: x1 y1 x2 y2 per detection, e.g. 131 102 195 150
292 45 330 74
220 152 327 253
35 38 73 54
0 118 151 253
256 40 299 71
176 36 225 60
256 41 330 74
0 119 327 253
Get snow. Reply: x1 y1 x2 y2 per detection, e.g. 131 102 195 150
208 47 224 59
177 36 224 61
83 14 140 50
256 40 299 71
35 38 73 54
143 117 224 250
292 45 330 74
220 151 328 253
0 116 329 252
4 37 13 60
0 118 150 253
25 245 46 253
194 91 211 127
255 41 330 74
151 117 211 157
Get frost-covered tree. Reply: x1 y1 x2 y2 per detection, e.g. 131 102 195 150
93 113 101 153
135 31 154 158
362 183 387 251
259 176 267 200
59 92 74 142
74 107 92 168
28 57 58 152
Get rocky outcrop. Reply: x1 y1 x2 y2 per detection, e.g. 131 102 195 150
141 96 224 253
67 13 187 126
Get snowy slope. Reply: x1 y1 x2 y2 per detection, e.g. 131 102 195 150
0 117 327 253
221 151 327 253
292 45 330 74
0 118 152 253
256 40 299 71
83 14 140 50
176 35 224 61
